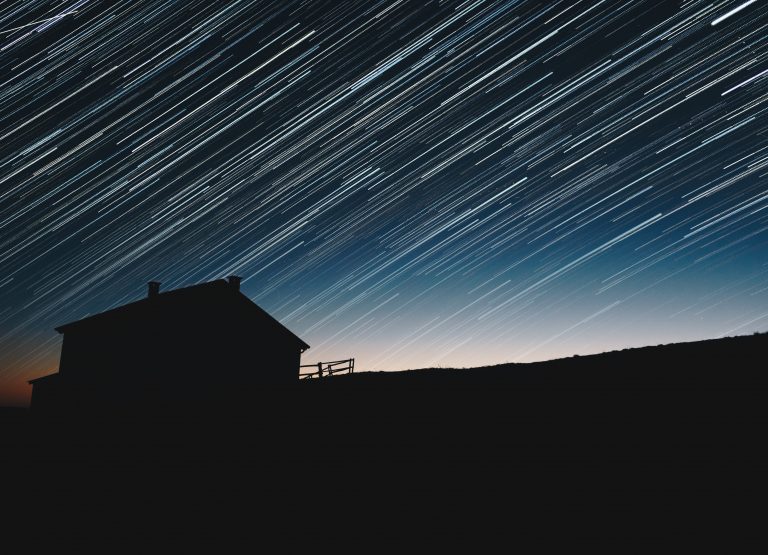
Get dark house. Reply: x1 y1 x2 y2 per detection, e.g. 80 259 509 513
29 276 309 414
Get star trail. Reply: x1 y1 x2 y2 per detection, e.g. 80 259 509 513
1 0 767 405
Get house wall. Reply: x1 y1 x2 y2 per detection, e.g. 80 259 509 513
66 313 299 378
30 379 58 415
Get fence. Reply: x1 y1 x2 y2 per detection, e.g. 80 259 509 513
299 358 355 379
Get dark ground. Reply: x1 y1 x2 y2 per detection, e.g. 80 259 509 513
4 333 768 547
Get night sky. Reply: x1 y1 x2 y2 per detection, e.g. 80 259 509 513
1 0 767 405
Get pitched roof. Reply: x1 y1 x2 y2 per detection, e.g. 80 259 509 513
55 279 310 350
28 373 61 385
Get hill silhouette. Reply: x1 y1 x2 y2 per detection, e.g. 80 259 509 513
5 333 768 546
313 331 768 388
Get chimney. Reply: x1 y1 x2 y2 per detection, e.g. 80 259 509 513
227 275 241 292
148 281 161 298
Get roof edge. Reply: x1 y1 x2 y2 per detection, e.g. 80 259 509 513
28 372 61 385
236 291 310 350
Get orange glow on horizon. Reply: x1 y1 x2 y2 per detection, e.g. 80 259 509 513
0 378 33 408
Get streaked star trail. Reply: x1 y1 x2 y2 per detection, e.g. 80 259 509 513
1 0 767 404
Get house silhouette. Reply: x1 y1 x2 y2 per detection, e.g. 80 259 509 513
29 276 310 415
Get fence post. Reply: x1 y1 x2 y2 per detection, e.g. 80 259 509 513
317 362 323 379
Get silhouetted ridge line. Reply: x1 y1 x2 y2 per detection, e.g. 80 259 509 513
307 332 768 389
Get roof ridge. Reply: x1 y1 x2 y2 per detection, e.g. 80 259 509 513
55 280 229 332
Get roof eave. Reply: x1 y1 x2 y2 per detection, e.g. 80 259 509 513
28 373 60 385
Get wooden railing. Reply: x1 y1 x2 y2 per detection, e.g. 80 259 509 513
300 358 355 379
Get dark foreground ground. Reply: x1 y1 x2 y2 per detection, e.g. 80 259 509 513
4 333 768 547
